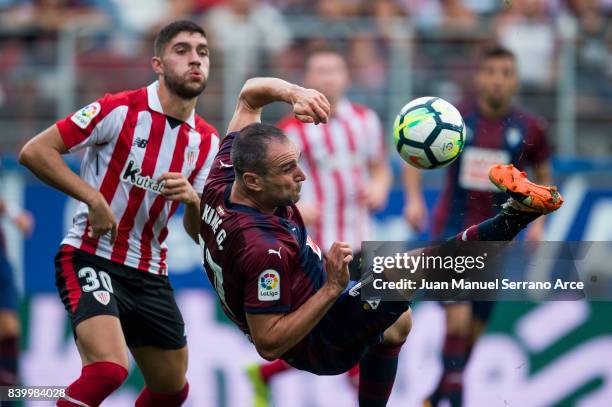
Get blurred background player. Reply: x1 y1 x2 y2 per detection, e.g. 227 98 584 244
18 20 218 407
0 196 33 388
404 44 553 407
245 46 412 407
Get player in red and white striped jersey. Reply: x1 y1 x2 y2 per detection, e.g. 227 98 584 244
279 59 388 252
19 21 218 407
246 47 412 407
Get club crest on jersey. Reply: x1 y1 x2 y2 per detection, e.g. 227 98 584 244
121 160 165 194
93 290 111 306
185 146 199 171
258 269 280 301
505 127 523 148
71 102 101 129
306 235 322 260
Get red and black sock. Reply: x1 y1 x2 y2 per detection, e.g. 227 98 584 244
358 342 403 407
460 207 540 242
0 336 19 386
135 381 189 407
57 361 128 407
430 334 469 407
260 359 292 384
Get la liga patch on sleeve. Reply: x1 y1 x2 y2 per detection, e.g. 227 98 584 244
258 269 281 301
70 102 101 129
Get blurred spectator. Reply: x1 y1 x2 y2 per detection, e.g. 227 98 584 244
315 0 361 20
110 0 219 42
0 0 112 31
268 0 313 15
347 32 389 114
402 0 477 33
495 0 558 91
363 0 408 41
568 0 612 114
409 0 483 104
203 0 291 77
462 0 503 15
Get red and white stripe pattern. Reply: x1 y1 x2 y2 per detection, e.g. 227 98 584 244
279 99 385 251
56 82 219 275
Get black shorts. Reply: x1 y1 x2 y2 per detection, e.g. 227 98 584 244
54 245 186 349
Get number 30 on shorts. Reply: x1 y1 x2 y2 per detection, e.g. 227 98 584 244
78 267 114 293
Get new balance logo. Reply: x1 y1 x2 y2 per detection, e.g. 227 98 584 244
268 247 282 259
133 137 148 148
122 160 165 194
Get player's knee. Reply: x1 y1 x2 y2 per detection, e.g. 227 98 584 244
81 349 129 370
395 312 412 342
383 310 412 345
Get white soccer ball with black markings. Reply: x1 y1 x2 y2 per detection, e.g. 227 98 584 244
393 96 466 169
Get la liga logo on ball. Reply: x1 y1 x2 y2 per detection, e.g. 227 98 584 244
393 96 466 169
258 269 280 301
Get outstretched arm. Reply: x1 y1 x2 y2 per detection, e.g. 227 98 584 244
226 77 330 134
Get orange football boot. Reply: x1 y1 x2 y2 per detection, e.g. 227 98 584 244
489 164 564 214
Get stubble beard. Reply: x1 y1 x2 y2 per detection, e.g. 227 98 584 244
164 70 207 99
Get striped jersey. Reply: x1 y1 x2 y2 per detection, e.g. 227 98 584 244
56 81 219 275
199 132 326 337
432 103 551 239
278 99 385 251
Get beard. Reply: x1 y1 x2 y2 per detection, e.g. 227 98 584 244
275 194 299 207
486 95 505 111
164 69 207 99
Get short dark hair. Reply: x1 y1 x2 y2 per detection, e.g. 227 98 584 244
231 123 288 177
479 44 515 65
305 43 346 64
154 20 206 56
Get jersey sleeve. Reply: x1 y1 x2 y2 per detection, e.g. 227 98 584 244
522 117 552 166
55 93 123 152
191 133 220 195
204 132 238 189
241 230 295 314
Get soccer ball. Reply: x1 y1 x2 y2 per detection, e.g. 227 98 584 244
393 96 466 169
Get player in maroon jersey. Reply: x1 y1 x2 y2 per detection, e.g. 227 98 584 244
199 76 563 407
19 21 218 407
246 47 411 407
404 45 554 407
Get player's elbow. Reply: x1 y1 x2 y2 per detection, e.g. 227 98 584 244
18 141 37 169
255 343 284 361
252 336 286 361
